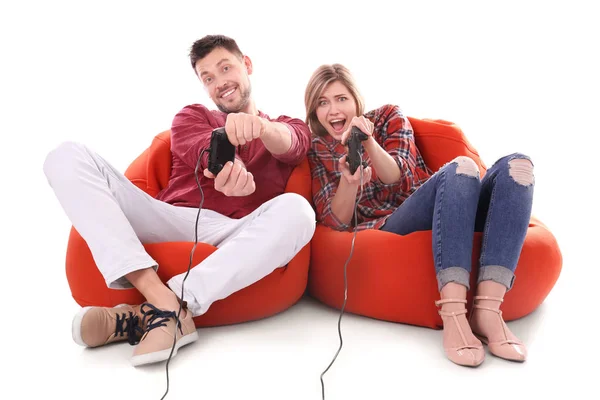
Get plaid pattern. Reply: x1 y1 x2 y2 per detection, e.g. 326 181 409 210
308 104 433 231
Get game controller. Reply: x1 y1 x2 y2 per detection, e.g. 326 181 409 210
207 127 236 175
346 126 369 175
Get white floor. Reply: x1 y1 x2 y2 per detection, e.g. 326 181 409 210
10 230 597 399
3 1 599 399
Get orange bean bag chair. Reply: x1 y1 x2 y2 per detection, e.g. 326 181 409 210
65 131 312 328
307 117 562 329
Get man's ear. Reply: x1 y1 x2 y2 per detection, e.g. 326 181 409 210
243 55 253 75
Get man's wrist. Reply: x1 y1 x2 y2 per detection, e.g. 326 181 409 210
259 117 271 139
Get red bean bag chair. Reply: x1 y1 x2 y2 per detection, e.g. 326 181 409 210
307 117 562 329
65 130 312 328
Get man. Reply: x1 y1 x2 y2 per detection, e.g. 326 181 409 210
43 35 316 367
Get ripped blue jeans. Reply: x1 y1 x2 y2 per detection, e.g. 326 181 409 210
380 153 534 291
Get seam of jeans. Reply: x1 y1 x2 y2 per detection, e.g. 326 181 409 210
434 168 447 274
479 172 498 267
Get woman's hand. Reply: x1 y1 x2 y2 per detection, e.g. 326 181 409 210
340 116 374 145
338 154 372 187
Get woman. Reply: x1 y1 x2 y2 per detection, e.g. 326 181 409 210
305 64 534 367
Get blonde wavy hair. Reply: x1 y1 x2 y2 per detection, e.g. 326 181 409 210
304 64 365 137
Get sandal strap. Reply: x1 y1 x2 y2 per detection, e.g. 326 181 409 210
494 338 524 346
473 295 504 303
472 304 502 315
438 309 468 318
448 343 482 351
437 308 470 348
434 299 471 349
434 298 467 306
472 297 514 346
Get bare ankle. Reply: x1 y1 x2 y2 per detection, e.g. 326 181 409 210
475 280 507 309
144 286 180 312
125 268 180 311
440 282 468 312
126 267 163 293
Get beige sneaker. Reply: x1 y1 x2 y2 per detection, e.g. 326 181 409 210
131 303 198 367
72 304 144 348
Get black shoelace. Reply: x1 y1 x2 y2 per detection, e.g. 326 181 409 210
114 311 144 345
140 303 183 337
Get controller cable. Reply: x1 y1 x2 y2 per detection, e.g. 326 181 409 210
160 149 207 399
159 145 364 400
320 152 365 400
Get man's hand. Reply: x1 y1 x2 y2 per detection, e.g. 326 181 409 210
225 113 267 146
203 159 256 196
338 154 372 187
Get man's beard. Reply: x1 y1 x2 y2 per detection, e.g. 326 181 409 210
216 82 252 114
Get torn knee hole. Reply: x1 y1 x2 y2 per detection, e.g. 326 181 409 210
453 156 479 177
508 158 534 185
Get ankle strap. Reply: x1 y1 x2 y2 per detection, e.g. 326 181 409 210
472 304 502 314
435 298 467 307
438 308 468 317
473 296 504 303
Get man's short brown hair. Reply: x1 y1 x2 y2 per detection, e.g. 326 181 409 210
189 35 243 69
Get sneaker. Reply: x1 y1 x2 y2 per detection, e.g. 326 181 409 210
72 304 144 348
131 303 198 367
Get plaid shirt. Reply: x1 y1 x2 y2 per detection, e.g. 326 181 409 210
308 104 433 231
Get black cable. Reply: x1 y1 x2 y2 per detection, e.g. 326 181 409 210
158 148 364 399
320 153 365 400
161 149 207 400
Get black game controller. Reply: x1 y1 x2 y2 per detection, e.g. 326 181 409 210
207 127 236 175
346 126 369 175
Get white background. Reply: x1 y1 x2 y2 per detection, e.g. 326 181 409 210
1 0 598 399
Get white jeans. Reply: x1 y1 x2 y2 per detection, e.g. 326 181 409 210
43 141 316 316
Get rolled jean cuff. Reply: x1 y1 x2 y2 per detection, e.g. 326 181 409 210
437 267 470 291
478 265 516 290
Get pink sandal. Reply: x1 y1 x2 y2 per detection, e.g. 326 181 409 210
470 296 527 362
435 298 485 367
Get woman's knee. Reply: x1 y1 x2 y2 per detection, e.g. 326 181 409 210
506 153 534 186
445 156 480 179
433 156 481 198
